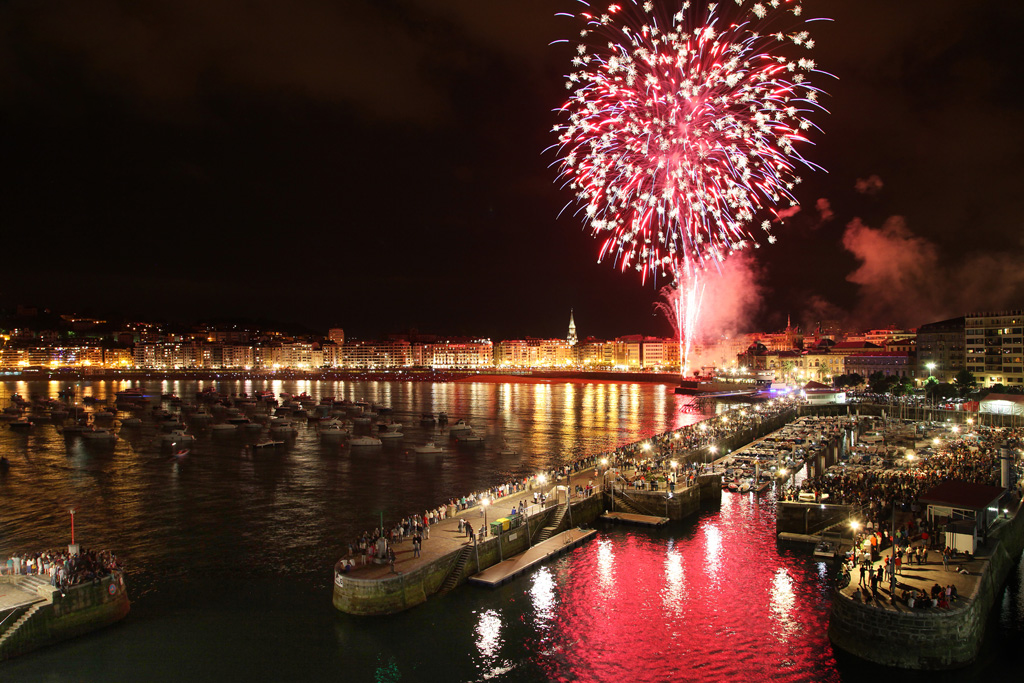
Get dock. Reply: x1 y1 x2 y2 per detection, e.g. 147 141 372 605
468 528 596 588
600 511 670 527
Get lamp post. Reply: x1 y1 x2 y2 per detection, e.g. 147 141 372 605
68 508 79 556
482 498 490 537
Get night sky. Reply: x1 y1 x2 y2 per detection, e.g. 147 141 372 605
2 1 1022 340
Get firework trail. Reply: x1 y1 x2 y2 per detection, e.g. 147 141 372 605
552 0 829 372
655 269 704 377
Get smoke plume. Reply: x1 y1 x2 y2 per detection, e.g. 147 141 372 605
854 174 884 195
840 215 1024 327
815 198 834 225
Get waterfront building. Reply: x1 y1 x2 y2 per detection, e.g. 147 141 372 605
413 340 493 368
845 327 917 346
328 328 345 346
916 316 965 384
567 310 577 347
494 338 573 368
965 310 1024 387
844 352 916 380
574 337 612 368
342 339 413 369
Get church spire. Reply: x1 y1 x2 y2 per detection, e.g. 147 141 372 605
567 309 578 346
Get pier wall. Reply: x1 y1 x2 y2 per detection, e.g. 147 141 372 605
828 506 1024 669
0 572 130 660
776 502 857 536
611 485 701 520
333 496 606 616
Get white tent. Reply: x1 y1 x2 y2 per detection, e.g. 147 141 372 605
979 393 1024 416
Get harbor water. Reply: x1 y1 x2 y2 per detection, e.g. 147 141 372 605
0 379 1021 681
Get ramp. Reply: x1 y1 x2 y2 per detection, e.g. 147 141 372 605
600 512 670 526
468 529 596 588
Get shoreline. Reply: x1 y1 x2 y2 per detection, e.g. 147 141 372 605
0 369 685 386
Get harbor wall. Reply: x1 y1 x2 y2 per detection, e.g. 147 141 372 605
776 502 857 536
333 496 606 616
827 506 1024 669
611 484 701 520
0 572 130 660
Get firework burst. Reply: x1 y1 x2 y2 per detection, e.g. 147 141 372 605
553 0 830 283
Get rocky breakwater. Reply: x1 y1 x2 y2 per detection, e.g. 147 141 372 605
828 502 1024 669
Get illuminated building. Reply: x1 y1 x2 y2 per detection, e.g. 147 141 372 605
965 310 1024 387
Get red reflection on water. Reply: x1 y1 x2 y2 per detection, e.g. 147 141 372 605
530 492 842 683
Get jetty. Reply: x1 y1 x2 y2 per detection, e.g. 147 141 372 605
599 512 669 526
468 528 596 587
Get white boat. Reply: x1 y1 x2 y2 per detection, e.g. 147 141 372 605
349 436 382 447
448 419 472 433
498 442 518 456
414 442 444 454
319 424 350 439
160 430 195 444
270 421 298 436
211 423 238 434
458 431 484 444
81 427 117 441
379 430 404 440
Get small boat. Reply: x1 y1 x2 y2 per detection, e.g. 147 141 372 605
349 436 382 447
449 419 472 433
420 413 436 425
498 442 518 456
115 389 145 401
8 418 34 432
813 538 839 559
319 424 350 439
379 430 404 440
251 440 285 450
211 423 238 434
173 448 190 459
81 427 117 441
414 442 444 454
458 431 484 444
160 429 195 444
119 417 142 428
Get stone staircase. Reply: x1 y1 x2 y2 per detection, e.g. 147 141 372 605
611 491 643 515
0 576 54 650
438 545 473 595
536 504 567 544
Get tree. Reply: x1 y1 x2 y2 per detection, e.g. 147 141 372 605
868 371 889 394
953 369 978 398
780 360 796 383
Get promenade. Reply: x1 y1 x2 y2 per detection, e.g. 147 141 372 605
336 398 803 582
337 465 614 581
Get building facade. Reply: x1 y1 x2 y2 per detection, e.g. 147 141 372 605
965 311 1024 387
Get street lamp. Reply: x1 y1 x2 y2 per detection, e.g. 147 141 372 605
68 508 79 555
482 498 490 536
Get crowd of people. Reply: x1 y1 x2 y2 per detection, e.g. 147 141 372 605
3 548 122 589
798 425 1022 538
337 397 804 573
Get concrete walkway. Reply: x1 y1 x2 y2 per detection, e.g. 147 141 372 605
469 528 597 587
339 465 612 581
